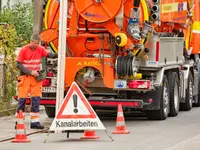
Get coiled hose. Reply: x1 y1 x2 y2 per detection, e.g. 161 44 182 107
117 56 134 77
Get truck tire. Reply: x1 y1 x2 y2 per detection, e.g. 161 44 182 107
168 72 180 117
146 74 170 120
45 106 55 118
180 71 193 111
194 60 200 107
193 95 200 107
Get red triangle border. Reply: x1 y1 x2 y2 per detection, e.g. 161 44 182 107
56 83 96 119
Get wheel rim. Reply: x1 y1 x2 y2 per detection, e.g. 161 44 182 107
163 82 169 116
189 80 193 108
174 81 179 111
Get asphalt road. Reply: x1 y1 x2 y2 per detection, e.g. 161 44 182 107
1 107 200 150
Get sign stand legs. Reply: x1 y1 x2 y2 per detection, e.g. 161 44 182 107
43 130 114 143
105 130 114 141
67 131 70 138
44 131 51 143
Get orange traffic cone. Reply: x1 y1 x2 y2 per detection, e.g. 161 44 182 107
112 104 130 134
11 110 31 143
81 130 99 139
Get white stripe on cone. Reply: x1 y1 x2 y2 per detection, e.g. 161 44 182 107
116 121 125 126
17 119 24 124
117 112 124 117
16 129 25 135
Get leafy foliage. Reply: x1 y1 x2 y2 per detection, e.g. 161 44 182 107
0 0 34 47
0 24 18 104
0 0 34 109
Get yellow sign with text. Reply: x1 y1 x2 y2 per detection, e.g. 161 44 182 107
77 61 101 66
161 1 188 23
162 3 178 13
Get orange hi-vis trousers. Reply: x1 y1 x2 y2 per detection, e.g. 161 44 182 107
17 75 42 99
17 75 42 126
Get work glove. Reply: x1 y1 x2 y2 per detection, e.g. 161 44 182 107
36 70 47 82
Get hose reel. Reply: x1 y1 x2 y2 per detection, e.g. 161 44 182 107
116 56 138 77
74 0 123 23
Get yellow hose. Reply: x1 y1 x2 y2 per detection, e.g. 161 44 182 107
133 0 149 56
141 0 149 21
44 0 58 53
44 0 50 29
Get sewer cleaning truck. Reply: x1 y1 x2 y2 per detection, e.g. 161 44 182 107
33 0 200 120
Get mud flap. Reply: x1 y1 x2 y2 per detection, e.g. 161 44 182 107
129 86 162 110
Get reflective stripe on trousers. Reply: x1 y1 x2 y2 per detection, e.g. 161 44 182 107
30 112 40 123
31 97 40 123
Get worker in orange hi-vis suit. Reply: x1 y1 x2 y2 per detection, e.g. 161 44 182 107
15 33 58 129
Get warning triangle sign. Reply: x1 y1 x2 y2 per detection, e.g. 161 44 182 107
49 82 106 131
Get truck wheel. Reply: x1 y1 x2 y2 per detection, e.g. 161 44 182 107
45 106 55 118
194 60 200 107
193 95 200 107
146 74 170 120
168 72 180 117
180 71 193 111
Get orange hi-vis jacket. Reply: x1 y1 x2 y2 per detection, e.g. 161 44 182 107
17 45 49 71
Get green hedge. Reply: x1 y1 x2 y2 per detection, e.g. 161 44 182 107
0 24 17 110
0 0 34 110
0 0 34 47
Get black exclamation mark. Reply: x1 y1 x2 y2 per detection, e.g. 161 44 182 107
73 94 78 113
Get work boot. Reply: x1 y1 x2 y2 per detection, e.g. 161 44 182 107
31 122 44 129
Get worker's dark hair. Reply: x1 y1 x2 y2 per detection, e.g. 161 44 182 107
31 33 41 41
